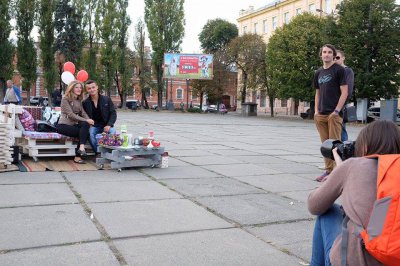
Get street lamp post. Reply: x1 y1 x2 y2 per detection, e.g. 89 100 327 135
169 78 174 110
186 79 189 110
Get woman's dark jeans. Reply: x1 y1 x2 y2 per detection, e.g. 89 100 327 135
56 122 90 156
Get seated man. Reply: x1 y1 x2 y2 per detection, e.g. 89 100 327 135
83 80 117 153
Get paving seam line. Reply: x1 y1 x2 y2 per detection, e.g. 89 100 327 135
60 172 128 266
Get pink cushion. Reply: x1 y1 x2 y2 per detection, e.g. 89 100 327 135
18 109 36 131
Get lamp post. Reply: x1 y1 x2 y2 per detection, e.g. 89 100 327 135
169 78 174 110
186 79 190 110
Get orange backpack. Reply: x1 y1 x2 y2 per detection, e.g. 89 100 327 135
357 154 400 265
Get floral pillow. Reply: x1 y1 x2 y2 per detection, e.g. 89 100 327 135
18 109 36 131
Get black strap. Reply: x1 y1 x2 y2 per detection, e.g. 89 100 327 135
341 216 350 266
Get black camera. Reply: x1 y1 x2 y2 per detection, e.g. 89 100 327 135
320 139 355 161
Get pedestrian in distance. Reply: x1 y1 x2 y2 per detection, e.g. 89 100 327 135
4 80 22 105
313 44 348 182
83 80 117 153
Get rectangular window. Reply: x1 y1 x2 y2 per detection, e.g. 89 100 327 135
260 91 266 107
263 20 268 33
176 89 183 100
325 0 332 14
272 17 277 30
191 92 198 100
253 22 258 34
284 12 290 24
145 88 151 98
296 8 302 15
243 26 247 34
281 99 288 107
309 3 316 12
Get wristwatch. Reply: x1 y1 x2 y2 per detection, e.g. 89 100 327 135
334 109 340 114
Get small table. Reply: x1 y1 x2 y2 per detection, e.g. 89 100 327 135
96 145 165 171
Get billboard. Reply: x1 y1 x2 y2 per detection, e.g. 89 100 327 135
163 53 213 80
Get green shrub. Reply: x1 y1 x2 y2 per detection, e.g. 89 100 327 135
187 107 202 113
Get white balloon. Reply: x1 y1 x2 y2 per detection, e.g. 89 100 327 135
61 71 75 85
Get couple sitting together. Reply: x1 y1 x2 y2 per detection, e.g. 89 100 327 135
56 80 117 164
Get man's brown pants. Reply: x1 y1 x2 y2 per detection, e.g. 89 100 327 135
314 114 343 173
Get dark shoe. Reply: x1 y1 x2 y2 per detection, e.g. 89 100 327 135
77 149 87 157
315 171 329 182
73 159 86 164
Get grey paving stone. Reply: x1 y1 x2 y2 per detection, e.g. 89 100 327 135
233 174 317 193
71 180 181 202
253 149 299 156
88 199 232 238
114 228 300 266
170 149 217 157
195 193 312 225
64 170 150 182
278 190 315 203
162 177 263 197
0 172 64 184
0 205 100 250
231 155 292 164
193 144 235 151
141 166 221 179
0 183 77 207
0 242 119 266
258 162 321 174
246 220 315 262
211 149 263 156
178 155 245 166
167 157 191 167
275 155 323 163
203 164 282 177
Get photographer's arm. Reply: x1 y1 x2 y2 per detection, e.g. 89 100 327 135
308 161 348 215
333 148 343 166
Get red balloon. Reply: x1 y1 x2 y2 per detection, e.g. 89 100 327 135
63 62 76 74
76 70 89 82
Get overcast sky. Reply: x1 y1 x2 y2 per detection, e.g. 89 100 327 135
127 0 268 53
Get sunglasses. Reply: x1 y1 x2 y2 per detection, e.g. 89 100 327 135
335 56 341 60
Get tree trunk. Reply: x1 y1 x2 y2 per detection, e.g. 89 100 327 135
241 72 247 103
157 64 163 108
269 96 274 117
309 101 315 119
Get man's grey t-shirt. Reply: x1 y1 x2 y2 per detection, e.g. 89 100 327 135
313 64 346 115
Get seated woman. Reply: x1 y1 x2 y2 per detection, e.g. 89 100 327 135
308 120 400 266
56 81 94 164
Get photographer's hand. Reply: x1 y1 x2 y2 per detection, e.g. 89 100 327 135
332 147 343 166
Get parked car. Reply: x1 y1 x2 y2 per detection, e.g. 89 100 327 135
368 106 400 123
126 100 140 110
30 96 49 106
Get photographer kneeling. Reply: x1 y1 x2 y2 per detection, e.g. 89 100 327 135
308 120 400 266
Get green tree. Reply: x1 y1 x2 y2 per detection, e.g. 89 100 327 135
16 0 37 105
97 0 119 96
336 0 400 101
266 13 330 115
114 0 131 108
144 0 185 108
199 18 238 54
226 34 266 104
77 0 100 83
37 0 57 101
195 19 238 110
0 0 15 98
134 18 153 109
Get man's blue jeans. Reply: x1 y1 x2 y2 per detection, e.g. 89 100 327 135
311 204 343 266
341 123 348 141
89 126 116 152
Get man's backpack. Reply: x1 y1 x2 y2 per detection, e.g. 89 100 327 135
342 154 400 266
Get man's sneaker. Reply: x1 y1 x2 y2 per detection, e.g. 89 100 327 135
315 171 329 182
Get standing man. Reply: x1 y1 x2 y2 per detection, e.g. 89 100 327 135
4 80 22 105
83 80 117 153
313 44 348 182
335 50 354 141
52 87 62 107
